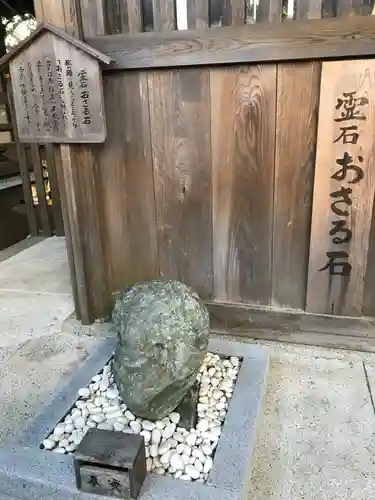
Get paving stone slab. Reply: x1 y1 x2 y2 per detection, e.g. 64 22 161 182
0 337 268 500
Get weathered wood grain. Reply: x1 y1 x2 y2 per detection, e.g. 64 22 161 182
80 0 106 36
257 0 283 21
211 65 276 305
7 81 38 236
152 0 176 31
187 0 210 28
30 144 51 236
97 72 158 296
207 301 375 352
223 0 246 25
44 144 64 235
295 0 323 19
272 64 320 310
306 59 375 317
86 16 375 71
148 69 213 298
104 0 143 34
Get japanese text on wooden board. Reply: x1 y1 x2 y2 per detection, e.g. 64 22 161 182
17 57 92 134
319 90 368 277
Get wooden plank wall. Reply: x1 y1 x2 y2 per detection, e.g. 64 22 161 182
33 0 375 352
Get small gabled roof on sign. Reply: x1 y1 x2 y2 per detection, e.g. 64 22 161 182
0 22 113 70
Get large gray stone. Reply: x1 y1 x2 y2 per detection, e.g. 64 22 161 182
112 280 209 420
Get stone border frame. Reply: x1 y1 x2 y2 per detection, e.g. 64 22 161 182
0 337 268 500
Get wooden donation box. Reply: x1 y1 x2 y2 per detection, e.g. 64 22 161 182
0 23 112 144
74 429 147 499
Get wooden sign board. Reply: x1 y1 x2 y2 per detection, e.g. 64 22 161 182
306 59 375 317
0 24 112 144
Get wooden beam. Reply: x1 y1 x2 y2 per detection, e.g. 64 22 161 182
86 15 375 71
207 301 375 352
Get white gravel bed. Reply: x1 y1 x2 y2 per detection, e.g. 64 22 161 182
42 352 240 483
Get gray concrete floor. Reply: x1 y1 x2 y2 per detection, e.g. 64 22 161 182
1 238 375 498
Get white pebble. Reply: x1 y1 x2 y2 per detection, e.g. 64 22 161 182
114 422 125 432
173 432 185 443
106 387 119 400
181 454 190 466
53 423 65 436
185 433 197 447
97 422 112 430
158 441 171 455
188 455 196 464
73 416 86 429
92 414 105 424
87 420 97 429
78 388 90 398
170 452 184 470
202 443 212 455
64 423 74 434
99 376 109 391
75 401 87 409
66 443 76 452
192 448 205 463
88 406 102 415
216 402 226 411
155 421 165 430
105 410 123 419
59 438 70 449
176 443 185 454
204 456 213 474
125 410 135 421
94 396 106 407
211 377 220 387
140 430 151 443
130 421 142 434
116 416 129 426
92 374 102 382
146 457 153 471
151 428 162 445
160 450 172 465
43 439 55 450
150 444 159 458
174 470 183 479
53 447 66 454
163 423 176 440
185 465 200 480
180 474 192 481
154 468 165 475
170 412 180 425
194 459 203 472
154 457 162 468
230 356 239 366
197 419 209 433
142 420 155 431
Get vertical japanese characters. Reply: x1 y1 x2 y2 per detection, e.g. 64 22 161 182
16 57 92 136
319 91 368 277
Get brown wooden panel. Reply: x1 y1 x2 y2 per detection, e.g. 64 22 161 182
6 81 38 236
207 301 375 352
211 65 276 305
104 0 143 34
30 144 51 236
148 69 213 298
336 0 361 16
87 16 375 71
306 59 375 317
223 0 246 25
80 0 106 36
152 0 176 31
256 0 283 22
187 0 210 28
295 0 323 19
44 144 64 236
272 64 320 310
97 72 158 295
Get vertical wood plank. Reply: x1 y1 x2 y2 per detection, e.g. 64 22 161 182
223 0 246 24
105 0 142 33
295 0 323 19
152 0 176 30
211 65 277 304
148 69 213 298
31 144 52 237
272 62 320 309
257 0 283 22
79 0 105 36
336 0 361 16
7 81 38 236
306 60 375 316
187 0 210 28
98 73 159 294
45 144 64 236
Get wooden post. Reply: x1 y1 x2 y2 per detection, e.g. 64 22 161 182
33 0 110 323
